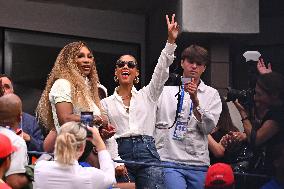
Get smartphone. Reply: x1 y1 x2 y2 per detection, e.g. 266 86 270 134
80 112 93 138
181 77 192 84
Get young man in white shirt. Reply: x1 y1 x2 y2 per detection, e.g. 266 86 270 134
155 45 222 189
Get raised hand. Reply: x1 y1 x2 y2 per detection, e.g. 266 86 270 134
257 58 272 75
166 14 179 44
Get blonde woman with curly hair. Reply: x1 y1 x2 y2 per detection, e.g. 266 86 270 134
36 41 104 131
34 121 116 189
36 42 115 162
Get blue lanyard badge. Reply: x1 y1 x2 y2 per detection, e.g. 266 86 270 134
172 85 193 141
172 120 187 141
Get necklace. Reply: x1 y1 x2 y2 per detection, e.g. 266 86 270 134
121 95 130 100
125 106 130 113
116 89 131 101
116 89 131 113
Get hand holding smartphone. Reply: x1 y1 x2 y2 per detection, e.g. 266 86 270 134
80 111 94 138
181 77 192 85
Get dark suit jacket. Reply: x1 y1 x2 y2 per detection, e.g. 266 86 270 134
19 112 44 152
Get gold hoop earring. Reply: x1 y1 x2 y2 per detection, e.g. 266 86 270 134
114 76 118 83
134 76 139 84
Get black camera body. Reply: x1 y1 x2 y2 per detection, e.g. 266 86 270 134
226 88 254 106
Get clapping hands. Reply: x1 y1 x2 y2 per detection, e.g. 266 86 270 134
220 131 247 149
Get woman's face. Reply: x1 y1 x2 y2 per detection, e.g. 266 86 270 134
254 84 271 109
75 46 94 77
115 55 139 85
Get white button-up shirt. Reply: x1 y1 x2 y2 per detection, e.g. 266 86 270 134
154 82 222 166
101 42 177 138
34 150 116 189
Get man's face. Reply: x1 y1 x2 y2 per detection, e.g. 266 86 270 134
181 58 206 80
0 77 14 95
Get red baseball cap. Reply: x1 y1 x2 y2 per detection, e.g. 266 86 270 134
0 133 17 158
205 163 234 187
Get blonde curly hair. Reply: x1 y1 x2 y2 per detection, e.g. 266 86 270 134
36 41 102 130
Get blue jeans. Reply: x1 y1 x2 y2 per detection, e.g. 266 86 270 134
163 161 208 189
116 135 165 189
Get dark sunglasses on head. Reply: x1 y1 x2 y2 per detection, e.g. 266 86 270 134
116 60 137 69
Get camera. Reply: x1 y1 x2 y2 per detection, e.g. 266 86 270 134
226 87 254 105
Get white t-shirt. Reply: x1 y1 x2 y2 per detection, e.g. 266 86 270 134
49 79 101 132
34 150 116 189
0 127 28 176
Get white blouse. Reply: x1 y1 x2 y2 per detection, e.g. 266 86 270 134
101 42 177 138
49 78 101 132
34 150 116 189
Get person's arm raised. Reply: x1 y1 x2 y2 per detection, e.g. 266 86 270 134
146 14 179 102
166 14 179 44
257 58 272 75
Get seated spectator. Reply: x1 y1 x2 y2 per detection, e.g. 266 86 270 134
0 94 29 189
34 121 116 189
205 163 235 189
0 74 44 152
0 133 18 189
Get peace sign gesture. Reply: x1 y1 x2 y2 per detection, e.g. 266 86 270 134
166 14 179 44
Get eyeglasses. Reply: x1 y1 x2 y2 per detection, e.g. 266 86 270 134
116 60 137 69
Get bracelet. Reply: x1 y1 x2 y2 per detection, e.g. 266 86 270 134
241 116 249 123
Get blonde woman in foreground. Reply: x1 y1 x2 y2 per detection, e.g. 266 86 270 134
34 122 116 189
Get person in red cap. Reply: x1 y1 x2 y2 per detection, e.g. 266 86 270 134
0 133 18 189
205 163 235 189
